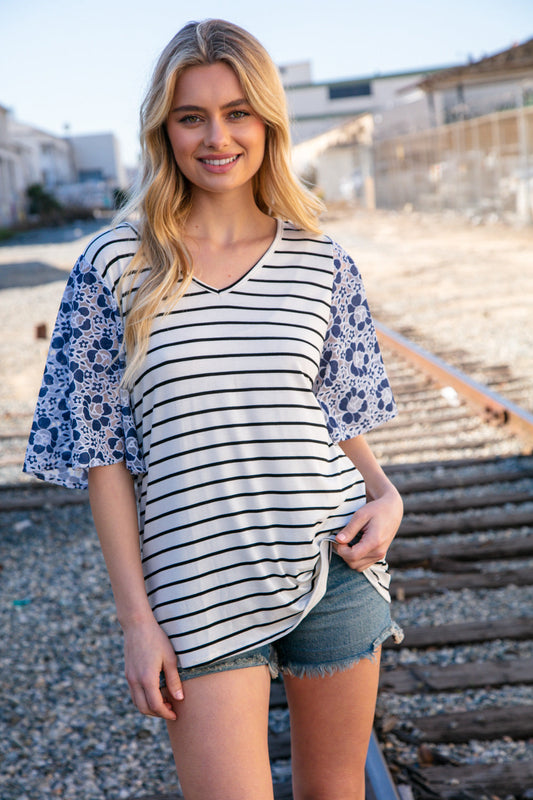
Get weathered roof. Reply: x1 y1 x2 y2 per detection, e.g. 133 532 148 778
284 64 457 93
417 37 533 91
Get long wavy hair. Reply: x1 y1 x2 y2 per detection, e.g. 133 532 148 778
116 18 325 387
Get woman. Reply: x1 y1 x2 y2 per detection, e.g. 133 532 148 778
25 19 403 800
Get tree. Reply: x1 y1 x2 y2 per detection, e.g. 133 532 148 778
26 183 63 220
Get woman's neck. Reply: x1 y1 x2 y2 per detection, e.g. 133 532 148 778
185 187 273 246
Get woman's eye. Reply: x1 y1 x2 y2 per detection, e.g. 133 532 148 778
179 114 202 124
229 110 249 120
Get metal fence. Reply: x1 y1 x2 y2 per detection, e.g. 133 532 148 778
373 106 533 223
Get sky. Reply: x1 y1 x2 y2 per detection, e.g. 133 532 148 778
1 0 532 166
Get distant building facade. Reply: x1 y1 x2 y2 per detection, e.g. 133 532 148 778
0 104 20 226
10 119 76 188
415 37 533 125
286 38 533 221
55 133 128 210
373 38 533 222
292 115 375 207
282 60 439 145
0 109 128 227
282 60 445 203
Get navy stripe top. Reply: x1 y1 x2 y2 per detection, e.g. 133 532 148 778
24 219 397 668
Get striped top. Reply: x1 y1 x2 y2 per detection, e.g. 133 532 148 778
24 219 397 668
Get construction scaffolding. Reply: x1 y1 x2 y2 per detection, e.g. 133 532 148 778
373 105 533 223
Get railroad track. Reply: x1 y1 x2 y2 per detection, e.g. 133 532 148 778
1 328 533 800
366 330 533 800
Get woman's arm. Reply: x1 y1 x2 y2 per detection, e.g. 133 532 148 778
88 461 183 719
334 436 403 571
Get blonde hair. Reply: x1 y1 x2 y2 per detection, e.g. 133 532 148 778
117 18 325 387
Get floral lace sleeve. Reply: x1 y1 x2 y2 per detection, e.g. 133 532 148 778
23 255 145 489
313 241 397 442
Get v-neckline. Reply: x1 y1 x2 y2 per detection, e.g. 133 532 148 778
191 218 282 295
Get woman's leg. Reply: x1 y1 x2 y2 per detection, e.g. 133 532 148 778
165 664 274 800
283 650 381 800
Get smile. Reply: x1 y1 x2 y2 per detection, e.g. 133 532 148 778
200 155 240 165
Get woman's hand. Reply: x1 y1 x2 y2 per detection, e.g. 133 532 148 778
123 617 184 721
334 486 403 572
88 463 184 720
333 436 404 571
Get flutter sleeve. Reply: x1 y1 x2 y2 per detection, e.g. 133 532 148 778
313 241 397 442
23 255 145 489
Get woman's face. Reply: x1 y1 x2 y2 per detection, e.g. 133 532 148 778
166 62 267 199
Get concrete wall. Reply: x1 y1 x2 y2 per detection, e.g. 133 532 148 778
69 133 127 188
0 110 43 226
292 116 375 205
373 105 533 223
436 79 530 124
315 145 375 206
11 121 76 189
373 95 433 141
280 61 312 87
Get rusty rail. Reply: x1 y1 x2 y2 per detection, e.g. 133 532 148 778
376 321 533 449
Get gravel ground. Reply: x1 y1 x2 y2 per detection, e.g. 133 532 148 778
0 503 182 800
1 210 532 798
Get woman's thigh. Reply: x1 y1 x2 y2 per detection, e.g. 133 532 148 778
274 554 394 799
165 664 273 800
284 652 381 800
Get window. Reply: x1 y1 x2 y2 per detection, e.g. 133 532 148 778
79 169 104 181
329 82 371 100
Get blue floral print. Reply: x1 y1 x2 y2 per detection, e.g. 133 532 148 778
313 241 397 441
23 256 145 489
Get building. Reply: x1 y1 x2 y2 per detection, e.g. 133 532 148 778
55 132 127 210
292 115 375 206
282 60 447 145
0 104 19 226
283 60 450 203
288 38 533 220
373 38 533 221
414 37 533 126
0 108 128 226
9 119 76 190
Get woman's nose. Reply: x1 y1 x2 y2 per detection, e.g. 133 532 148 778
204 118 230 148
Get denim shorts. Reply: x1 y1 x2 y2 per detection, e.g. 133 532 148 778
168 553 403 682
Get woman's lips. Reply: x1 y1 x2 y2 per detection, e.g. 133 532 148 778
198 154 241 172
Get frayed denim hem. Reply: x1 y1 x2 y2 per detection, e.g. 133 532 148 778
160 650 276 686
266 655 280 681
277 620 404 679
